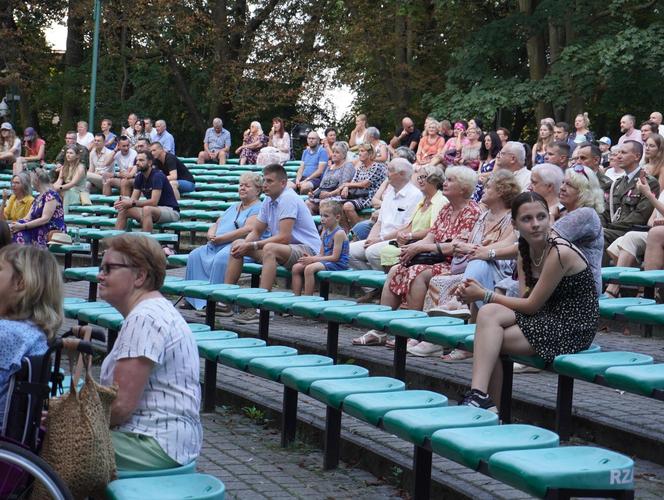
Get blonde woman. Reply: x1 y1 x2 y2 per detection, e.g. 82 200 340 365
54 146 88 214
184 173 263 310
570 112 594 145
0 245 63 428
236 121 268 165
0 123 21 170
1 172 33 222
415 120 445 167
349 114 368 150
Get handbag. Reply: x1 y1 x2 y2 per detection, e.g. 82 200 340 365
405 251 446 266
449 254 469 274
38 328 118 499
346 188 370 199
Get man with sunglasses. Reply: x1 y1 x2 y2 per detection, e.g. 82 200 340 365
389 116 421 153
601 140 659 263
114 150 180 232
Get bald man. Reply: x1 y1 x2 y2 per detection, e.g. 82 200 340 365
389 117 421 152
650 111 664 136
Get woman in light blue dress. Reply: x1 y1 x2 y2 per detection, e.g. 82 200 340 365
185 173 264 309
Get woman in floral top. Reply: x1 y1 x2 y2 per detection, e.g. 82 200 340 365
337 142 387 230
11 168 66 248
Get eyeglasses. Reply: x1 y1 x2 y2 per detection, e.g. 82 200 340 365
99 263 134 275
572 164 589 180
417 174 428 182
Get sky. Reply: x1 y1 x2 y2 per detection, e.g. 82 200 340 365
44 22 355 122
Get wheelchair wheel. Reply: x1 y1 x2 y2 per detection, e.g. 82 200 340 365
0 440 72 499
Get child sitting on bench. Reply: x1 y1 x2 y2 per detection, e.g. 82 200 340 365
291 200 349 295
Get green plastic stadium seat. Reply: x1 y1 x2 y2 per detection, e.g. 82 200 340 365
197 338 266 361
117 460 197 479
208 287 267 303
431 424 559 470
260 295 324 314
601 266 639 282
96 313 125 331
603 364 664 396
319 304 392 324
320 270 384 285
488 446 634 498
167 254 190 267
180 283 240 299
159 280 209 295
247 355 334 382
281 365 370 393
461 334 475 352
382 406 499 447
63 297 86 305
63 300 109 318
388 317 465 340
78 306 119 323
511 343 601 370
309 377 405 409
48 242 91 255
553 351 654 382
343 390 448 426
235 291 295 308
356 273 388 288
187 323 211 333
290 300 357 319
353 310 428 330
191 331 238 342
106 473 225 500
617 269 664 287
599 297 656 319
242 262 291 278
422 324 477 348
64 266 99 280
623 303 664 325
218 346 298 370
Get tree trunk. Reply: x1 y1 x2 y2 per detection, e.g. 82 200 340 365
519 0 551 122
60 0 85 134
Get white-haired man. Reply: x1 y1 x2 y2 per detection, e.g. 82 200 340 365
198 118 231 164
154 120 175 154
496 141 530 192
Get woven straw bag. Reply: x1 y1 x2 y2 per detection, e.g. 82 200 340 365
38 347 117 499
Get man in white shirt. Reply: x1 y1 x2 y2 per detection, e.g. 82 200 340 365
495 141 530 192
348 158 423 271
618 114 642 144
123 113 138 138
76 121 94 149
87 133 115 193
103 136 138 196
649 111 664 136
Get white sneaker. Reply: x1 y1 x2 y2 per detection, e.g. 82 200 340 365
407 341 443 357
513 362 541 374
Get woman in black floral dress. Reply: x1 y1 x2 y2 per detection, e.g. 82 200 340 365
455 192 599 412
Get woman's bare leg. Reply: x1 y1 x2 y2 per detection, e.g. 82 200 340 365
643 226 664 271
406 269 432 311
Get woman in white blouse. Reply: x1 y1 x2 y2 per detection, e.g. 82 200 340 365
98 234 202 471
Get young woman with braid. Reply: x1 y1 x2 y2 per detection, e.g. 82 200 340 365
454 192 599 411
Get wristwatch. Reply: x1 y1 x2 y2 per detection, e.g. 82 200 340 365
253 242 258 250
488 249 496 260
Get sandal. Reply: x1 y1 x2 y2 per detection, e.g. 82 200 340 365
352 330 386 346
604 289 619 299
440 349 473 363
385 338 418 350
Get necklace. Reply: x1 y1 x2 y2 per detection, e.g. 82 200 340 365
532 242 549 267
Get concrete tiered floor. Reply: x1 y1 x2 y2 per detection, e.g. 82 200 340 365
62 268 664 498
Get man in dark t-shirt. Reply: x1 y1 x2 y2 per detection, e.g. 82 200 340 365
150 142 196 199
389 116 422 153
114 150 181 232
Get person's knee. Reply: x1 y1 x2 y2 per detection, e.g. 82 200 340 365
262 242 278 258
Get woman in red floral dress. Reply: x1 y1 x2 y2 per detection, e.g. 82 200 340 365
353 166 481 345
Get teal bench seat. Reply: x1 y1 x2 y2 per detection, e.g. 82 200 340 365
106 473 225 500
281 365 369 394
167 254 189 267
159 279 210 295
309 377 405 409
431 424 559 470
197 338 266 361
261 295 324 314
354 310 428 331
343 390 448 426
218 346 298 370
247 355 334 382
623 303 664 325
553 351 654 383
290 299 357 319
421 324 477 348
599 297 656 319
489 446 634 498
191 330 238 342
601 266 639 282
603 364 664 398
388 317 466 340
117 460 196 479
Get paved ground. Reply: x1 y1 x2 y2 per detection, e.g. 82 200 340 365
61 268 664 498
198 408 403 499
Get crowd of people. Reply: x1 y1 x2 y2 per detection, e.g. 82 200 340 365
1 107 663 474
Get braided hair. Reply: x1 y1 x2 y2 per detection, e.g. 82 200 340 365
511 191 549 296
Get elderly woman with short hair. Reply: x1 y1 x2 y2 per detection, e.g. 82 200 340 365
529 163 564 220
236 121 269 165
415 120 445 168
365 127 389 164
354 166 480 345
1 171 33 222
184 172 264 310
99 234 202 471
307 141 355 215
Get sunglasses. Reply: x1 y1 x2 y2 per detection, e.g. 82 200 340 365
572 164 589 180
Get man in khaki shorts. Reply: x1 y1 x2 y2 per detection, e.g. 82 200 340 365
114 150 181 232
225 163 321 324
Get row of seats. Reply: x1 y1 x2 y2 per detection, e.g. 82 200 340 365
64 292 635 499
